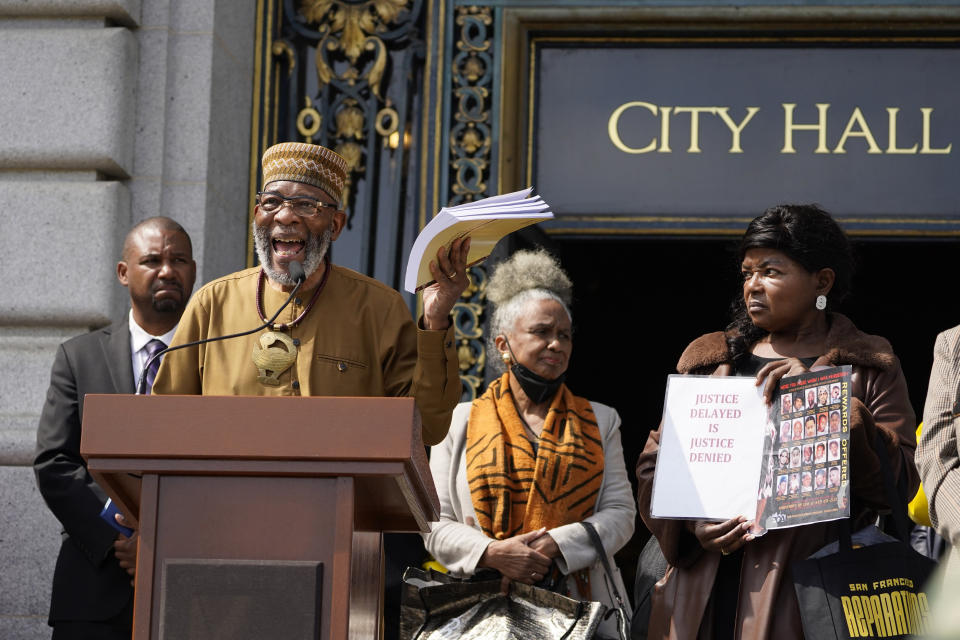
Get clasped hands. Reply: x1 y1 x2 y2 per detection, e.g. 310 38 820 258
479 527 560 592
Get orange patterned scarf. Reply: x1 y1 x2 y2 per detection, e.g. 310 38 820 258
466 373 605 540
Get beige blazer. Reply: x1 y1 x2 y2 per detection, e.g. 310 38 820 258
918 325 960 562
423 400 636 637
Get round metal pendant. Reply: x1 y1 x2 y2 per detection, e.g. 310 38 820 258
252 331 298 386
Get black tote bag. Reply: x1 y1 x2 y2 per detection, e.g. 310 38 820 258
792 529 936 638
791 434 937 639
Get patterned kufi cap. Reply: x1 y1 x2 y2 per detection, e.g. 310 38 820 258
261 142 348 206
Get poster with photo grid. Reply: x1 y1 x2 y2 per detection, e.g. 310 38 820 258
755 365 852 532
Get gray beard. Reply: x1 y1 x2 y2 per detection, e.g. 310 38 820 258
253 221 331 287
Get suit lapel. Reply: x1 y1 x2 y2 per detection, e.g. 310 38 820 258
101 322 135 394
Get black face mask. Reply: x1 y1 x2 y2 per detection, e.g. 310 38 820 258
511 362 565 404
504 338 565 404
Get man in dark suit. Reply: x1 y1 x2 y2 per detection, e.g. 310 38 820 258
34 217 196 639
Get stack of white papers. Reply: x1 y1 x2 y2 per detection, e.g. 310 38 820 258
404 188 553 293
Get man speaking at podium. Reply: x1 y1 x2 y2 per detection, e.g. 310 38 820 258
153 142 467 446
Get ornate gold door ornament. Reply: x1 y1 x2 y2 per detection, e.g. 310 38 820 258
295 0 414 208
449 6 494 401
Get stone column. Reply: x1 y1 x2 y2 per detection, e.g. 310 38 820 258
0 1 255 636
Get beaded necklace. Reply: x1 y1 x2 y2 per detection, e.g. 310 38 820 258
255 256 331 330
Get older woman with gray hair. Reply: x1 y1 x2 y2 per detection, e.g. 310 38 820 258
423 249 635 638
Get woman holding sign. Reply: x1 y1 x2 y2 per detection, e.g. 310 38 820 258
636 204 917 639
424 250 635 639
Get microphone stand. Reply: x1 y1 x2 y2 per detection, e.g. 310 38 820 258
136 265 306 395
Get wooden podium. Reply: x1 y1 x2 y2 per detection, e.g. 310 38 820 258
80 395 439 640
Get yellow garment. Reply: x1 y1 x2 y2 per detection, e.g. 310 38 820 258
152 264 460 445
466 374 604 539
909 422 932 527
422 559 448 574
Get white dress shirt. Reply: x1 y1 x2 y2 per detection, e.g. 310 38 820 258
128 309 178 391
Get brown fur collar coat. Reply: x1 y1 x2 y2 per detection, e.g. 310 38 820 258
676 313 898 375
637 312 917 640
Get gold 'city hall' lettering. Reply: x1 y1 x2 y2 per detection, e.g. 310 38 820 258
607 102 952 155
607 102 759 153
840 591 930 637
782 104 951 154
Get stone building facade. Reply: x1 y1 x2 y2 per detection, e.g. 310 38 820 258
0 1 256 636
2 1 959 638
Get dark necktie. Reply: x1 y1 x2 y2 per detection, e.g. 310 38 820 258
143 339 166 394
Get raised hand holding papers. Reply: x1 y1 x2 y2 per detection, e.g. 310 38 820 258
403 188 553 293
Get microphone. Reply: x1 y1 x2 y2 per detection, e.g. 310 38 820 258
136 260 309 395
288 259 305 284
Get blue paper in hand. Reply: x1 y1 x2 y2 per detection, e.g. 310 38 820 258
99 498 134 537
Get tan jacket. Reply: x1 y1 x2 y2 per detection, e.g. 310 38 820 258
636 314 917 639
917 326 960 561
153 264 460 445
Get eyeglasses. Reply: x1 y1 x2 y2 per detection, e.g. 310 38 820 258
256 191 339 218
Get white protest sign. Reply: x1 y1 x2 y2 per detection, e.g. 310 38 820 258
651 375 769 521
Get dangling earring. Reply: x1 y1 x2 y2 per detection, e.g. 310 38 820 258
815 295 827 310
501 352 512 365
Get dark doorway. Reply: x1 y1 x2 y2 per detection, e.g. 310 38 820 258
554 235 959 591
